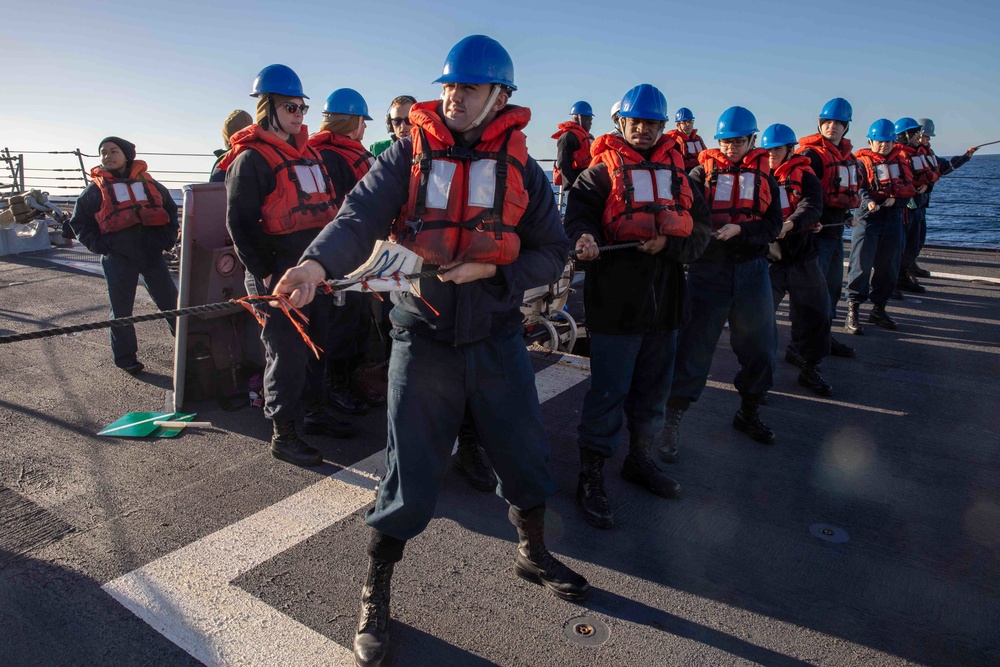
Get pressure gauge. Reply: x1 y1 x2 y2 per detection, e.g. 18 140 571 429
216 251 238 277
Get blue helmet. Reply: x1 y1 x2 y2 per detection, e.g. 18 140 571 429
618 84 668 122
867 119 897 142
323 88 373 119
251 64 308 99
433 35 516 90
675 107 694 122
714 106 758 139
894 117 922 136
570 101 593 117
819 97 852 122
761 123 798 149
917 118 935 137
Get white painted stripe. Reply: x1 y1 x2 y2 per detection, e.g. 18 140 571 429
103 355 588 666
99 412 175 435
705 380 908 416
841 260 1000 285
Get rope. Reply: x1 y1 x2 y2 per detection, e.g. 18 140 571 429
570 241 641 257
0 301 241 344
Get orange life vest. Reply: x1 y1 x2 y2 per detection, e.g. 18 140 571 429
771 155 815 219
796 133 861 209
393 101 530 266
855 147 917 200
917 145 941 181
698 147 773 230
591 133 694 242
665 129 706 171
307 130 375 184
220 124 338 235
551 121 593 186
89 160 170 234
896 143 940 187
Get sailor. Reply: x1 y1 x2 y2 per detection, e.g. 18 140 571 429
760 123 833 397
220 64 354 467
609 100 622 136
210 110 253 182
565 84 711 529
273 35 589 667
663 106 783 453
895 118 980 292
552 101 594 190
69 137 179 375
369 95 416 158
665 107 706 172
795 98 861 359
308 88 376 416
846 119 916 333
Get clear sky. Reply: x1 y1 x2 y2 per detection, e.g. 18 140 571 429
3 0 999 191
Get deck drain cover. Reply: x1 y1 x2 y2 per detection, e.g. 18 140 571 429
810 523 849 543
563 615 610 646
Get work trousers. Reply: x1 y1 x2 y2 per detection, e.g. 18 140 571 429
245 271 328 422
900 206 927 273
578 330 678 458
771 258 831 364
847 210 903 307
320 291 371 363
101 252 178 368
814 235 844 323
366 329 554 541
671 258 775 403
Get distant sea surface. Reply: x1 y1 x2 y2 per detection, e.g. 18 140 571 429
543 153 1000 250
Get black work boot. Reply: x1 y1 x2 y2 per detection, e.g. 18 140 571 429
909 263 931 278
829 337 856 358
733 396 776 444
353 557 395 667
577 448 613 529
270 419 323 466
868 305 898 330
329 360 370 415
898 273 926 294
622 436 681 498
453 422 496 492
784 345 806 369
509 504 590 601
798 362 834 397
658 405 684 463
845 302 864 335
304 405 356 439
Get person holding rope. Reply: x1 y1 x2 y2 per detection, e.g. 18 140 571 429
760 123 833 397
565 84 711 529
664 106 783 449
846 119 917 333
221 64 355 468
899 118 980 285
796 98 862 359
69 137 179 375
308 88 377 417
274 35 589 667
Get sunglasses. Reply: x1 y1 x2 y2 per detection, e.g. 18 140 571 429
389 117 410 127
282 103 309 115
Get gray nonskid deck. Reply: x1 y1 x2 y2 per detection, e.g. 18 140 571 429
0 244 997 666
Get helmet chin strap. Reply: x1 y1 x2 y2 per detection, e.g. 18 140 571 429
456 84 502 133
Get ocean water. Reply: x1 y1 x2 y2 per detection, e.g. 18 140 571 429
920 153 1000 249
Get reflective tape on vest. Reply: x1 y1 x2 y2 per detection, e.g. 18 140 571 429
112 182 149 204
426 160 457 210
630 169 674 203
911 155 927 171
739 172 756 201
292 164 328 195
875 163 901 183
686 140 704 155
715 173 735 203
926 153 938 167
468 159 497 208
838 165 857 189
778 187 790 213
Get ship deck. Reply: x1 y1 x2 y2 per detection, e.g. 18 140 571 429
0 243 998 667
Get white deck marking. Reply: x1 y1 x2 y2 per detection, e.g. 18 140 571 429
102 359 588 666
705 380 909 416
841 259 1000 285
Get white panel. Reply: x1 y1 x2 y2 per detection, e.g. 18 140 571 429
293 165 320 194
631 170 654 202
130 182 149 201
654 170 674 202
112 183 131 202
426 160 456 210
738 173 756 201
467 159 496 208
715 173 735 203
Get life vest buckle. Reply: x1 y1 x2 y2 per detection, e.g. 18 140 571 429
446 146 475 160
404 218 424 236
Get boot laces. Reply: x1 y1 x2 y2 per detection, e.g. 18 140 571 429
360 565 391 630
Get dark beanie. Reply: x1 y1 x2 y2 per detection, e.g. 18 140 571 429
98 136 136 162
